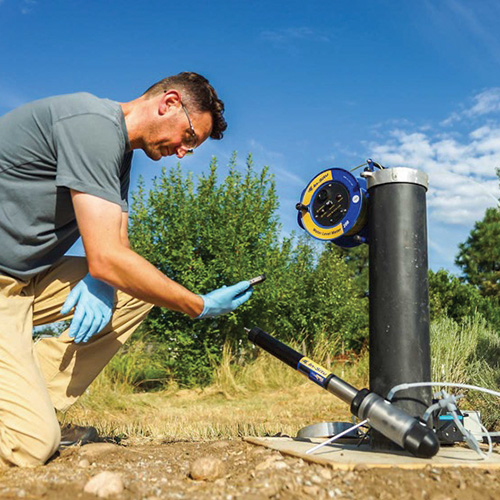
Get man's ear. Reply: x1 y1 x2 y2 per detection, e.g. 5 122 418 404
158 89 181 116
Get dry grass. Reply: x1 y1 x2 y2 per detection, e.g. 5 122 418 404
431 314 500 429
60 384 352 441
59 314 500 439
60 343 365 441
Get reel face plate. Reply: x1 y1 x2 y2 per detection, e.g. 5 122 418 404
311 182 350 227
297 168 367 244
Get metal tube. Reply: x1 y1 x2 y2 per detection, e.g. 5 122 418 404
247 326 439 458
366 167 433 451
325 376 358 404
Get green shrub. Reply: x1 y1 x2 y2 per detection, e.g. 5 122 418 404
129 154 368 385
101 331 172 391
431 314 500 429
429 269 500 330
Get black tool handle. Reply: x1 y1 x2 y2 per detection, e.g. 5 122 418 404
248 326 302 370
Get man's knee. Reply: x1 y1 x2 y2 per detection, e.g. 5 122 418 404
26 419 61 466
0 414 61 467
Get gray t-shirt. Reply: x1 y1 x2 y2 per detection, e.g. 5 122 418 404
0 92 132 280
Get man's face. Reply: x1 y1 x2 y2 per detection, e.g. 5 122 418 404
144 91 213 161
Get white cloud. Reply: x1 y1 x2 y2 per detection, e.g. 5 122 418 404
442 88 500 125
247 138 284 161
370 123 499 227
467 88 500 116
370 99 500 271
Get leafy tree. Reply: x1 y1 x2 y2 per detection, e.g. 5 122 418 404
129 154 369 385
455 207 500 299
129 154 284 383
330 244 369 295
429 269 500 330
305 243 369 350
455 169 500 299
257 239 369 352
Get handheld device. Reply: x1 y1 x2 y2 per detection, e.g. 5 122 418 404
248 275 266 286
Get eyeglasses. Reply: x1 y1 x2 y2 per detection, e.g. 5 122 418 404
181 102 198 155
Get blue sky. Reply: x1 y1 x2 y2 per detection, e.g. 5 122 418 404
1 0 499 272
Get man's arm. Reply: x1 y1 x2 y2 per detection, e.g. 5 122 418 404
120 212 130 248
71 190 204 318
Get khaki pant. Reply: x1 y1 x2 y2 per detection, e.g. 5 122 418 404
0 256 153 467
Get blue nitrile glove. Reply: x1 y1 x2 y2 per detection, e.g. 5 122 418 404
196 281 253 319
61 274 115 343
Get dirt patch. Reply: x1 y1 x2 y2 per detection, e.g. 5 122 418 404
0 439 499 499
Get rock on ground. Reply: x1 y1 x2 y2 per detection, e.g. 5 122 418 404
189 456 225 481
84 471 124 498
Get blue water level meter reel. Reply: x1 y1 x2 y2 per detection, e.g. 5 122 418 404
296 159 383 247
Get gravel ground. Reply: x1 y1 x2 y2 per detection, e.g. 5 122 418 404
0 439 499 499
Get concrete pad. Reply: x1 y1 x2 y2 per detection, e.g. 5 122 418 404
244 436 500 470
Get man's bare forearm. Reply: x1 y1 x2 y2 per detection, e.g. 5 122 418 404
88 245 204 318
70 191 204 317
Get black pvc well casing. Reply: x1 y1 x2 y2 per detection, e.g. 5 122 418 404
368 173 433 450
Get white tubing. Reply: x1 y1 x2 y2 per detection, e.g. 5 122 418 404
387 382 500 402
388 382 499 460
306 419 369 455
480 421 494 459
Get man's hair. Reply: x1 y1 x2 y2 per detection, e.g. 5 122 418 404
143 72 227 140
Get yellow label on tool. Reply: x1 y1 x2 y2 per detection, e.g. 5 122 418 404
302 212 344 240
302 170 333 206
298 356 332 386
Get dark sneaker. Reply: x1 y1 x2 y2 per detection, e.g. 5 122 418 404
59 424 99 447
